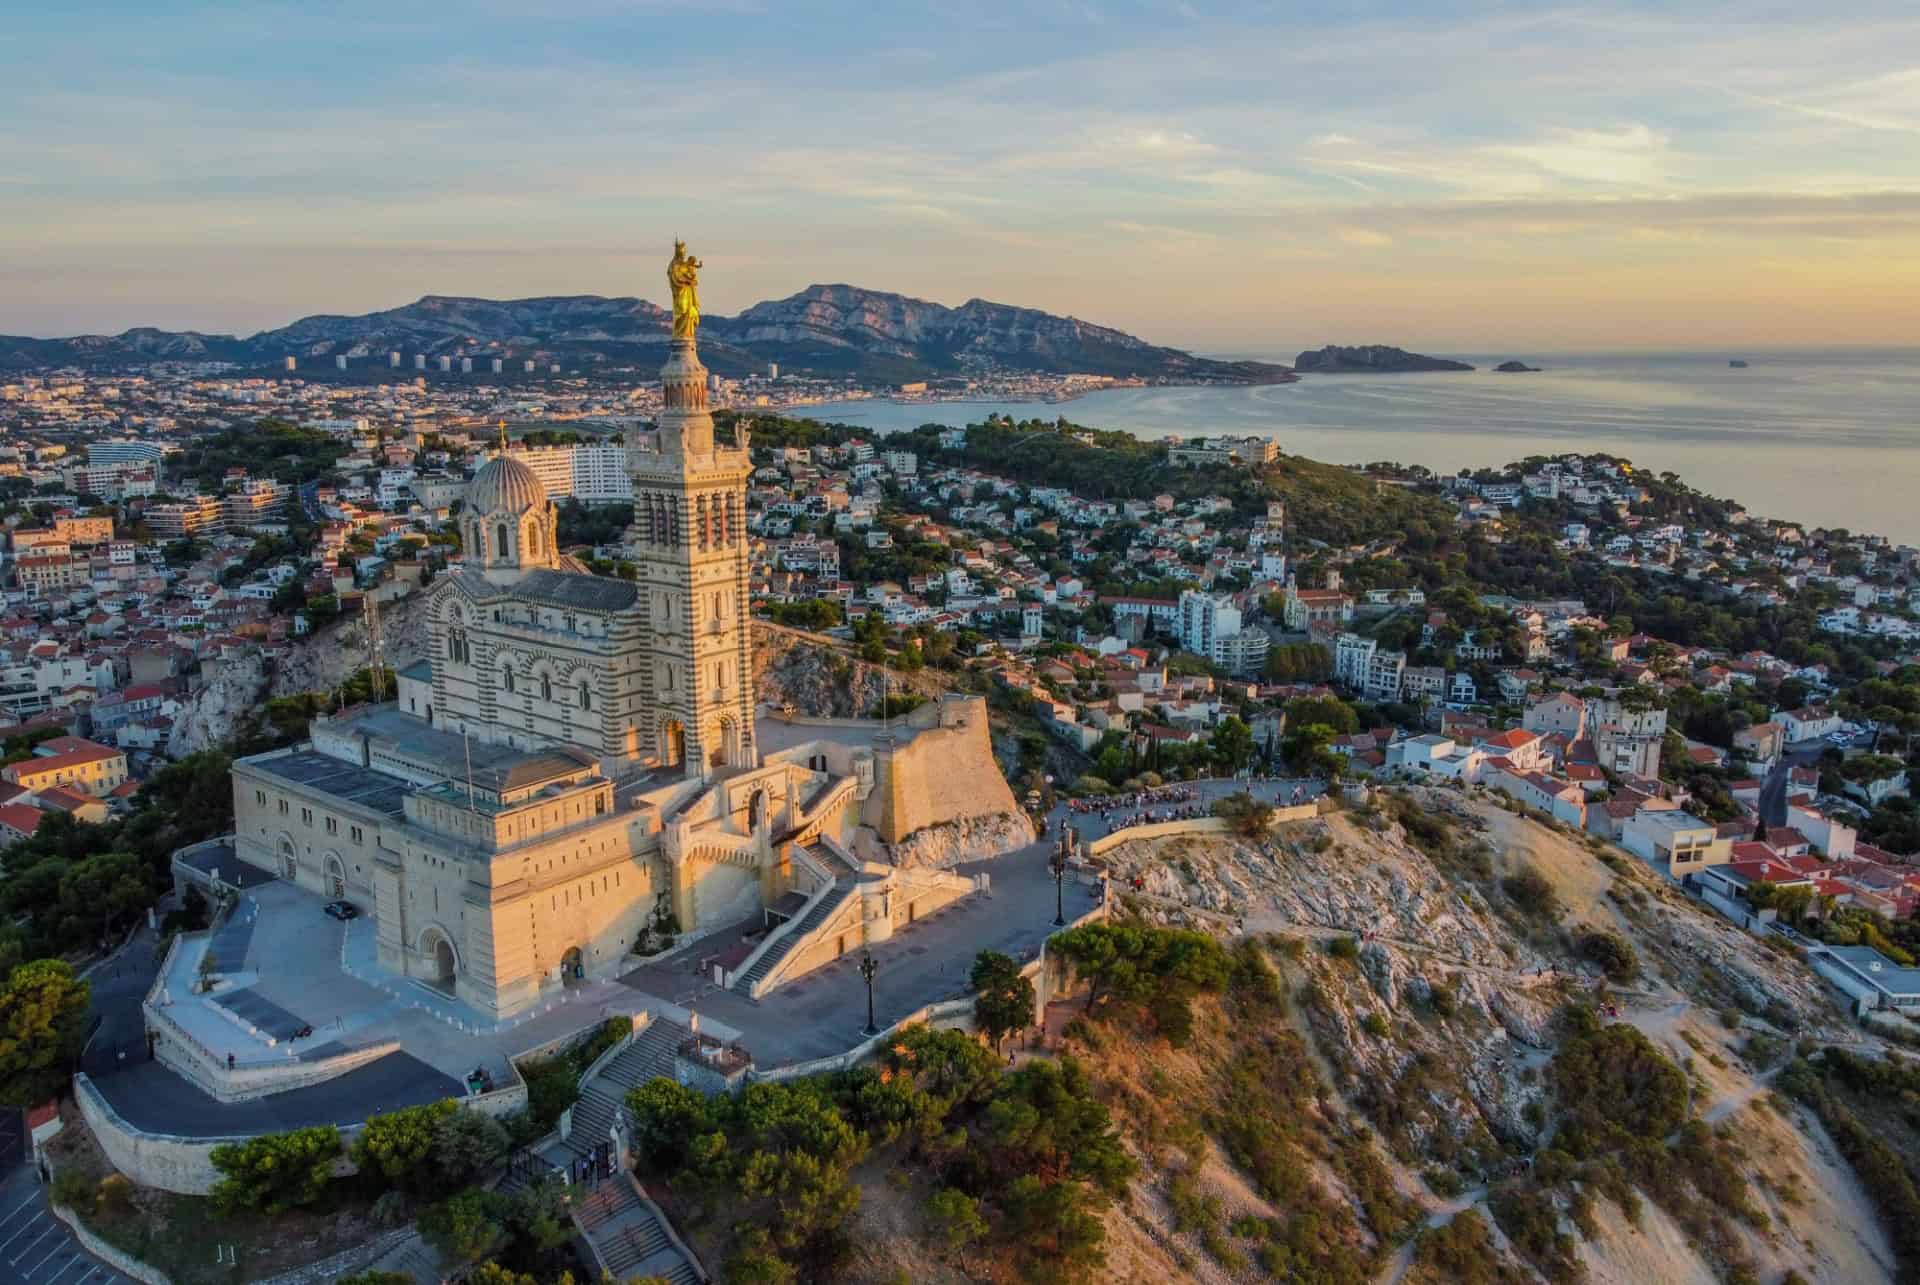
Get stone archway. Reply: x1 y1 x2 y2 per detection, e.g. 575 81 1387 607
277 836 297 882
661 719 686 768
747 788 768 833
419 926 458 992
560 945 584 987
324 854 346 899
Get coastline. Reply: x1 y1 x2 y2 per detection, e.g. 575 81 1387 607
754 353 1920 545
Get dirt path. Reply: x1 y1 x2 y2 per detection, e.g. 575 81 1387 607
1378 1186 1491 1284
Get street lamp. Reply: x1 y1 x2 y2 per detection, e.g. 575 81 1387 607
1049 843 1069 927
859 952 879 1036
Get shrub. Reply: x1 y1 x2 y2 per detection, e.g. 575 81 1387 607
1577 931 1639 983
1361 1012 1390 1037
1327 935 1360 960
1411 1208 1526 1284
926 1187 986 1250
1501 866 1563 920
1549 1021 1686 1158
49 1168 93 1211
209 1125 343 1214
96 1173 133 1215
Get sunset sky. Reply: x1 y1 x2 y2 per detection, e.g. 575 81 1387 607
4 1 1917 353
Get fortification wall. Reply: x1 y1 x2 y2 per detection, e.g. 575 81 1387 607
865 695 1031 855
75 1075 227 1195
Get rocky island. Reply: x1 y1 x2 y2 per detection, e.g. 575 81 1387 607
1495 360 1541 372
1294 343 1474 373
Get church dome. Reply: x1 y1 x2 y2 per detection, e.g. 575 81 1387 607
468 453 547 516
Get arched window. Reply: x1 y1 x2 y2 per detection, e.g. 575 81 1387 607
496 523 509 556
711 591 722 621
540 674 552 702
527 525 541 556
578 683 592 710
504 668 516 694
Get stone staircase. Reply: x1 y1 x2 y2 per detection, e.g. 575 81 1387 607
563 1018 685 1162
730 847 856 997
575 1175 701 1284
562 1017 704 1283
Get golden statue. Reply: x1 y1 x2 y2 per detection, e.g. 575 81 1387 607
668 239 702 340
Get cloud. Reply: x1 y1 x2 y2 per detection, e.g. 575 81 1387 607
1482 124 1672 186
1333 226 1392 247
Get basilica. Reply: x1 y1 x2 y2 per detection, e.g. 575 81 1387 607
223 260 1026 1021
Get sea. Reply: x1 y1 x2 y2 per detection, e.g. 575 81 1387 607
781 349 1920 546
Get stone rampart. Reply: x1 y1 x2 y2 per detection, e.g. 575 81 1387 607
865 695 1032 854
75 1073 230 1195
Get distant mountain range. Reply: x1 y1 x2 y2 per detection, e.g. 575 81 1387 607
0 285 1295 384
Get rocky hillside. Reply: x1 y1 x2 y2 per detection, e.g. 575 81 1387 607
1066 786 1896 1285
269 587 433 701
751 623 954 718
1 286 1293 383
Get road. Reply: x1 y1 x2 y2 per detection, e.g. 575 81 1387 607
79 924 162 1079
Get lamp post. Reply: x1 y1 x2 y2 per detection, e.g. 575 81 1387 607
859 951 879 1036
1049 841 1069 928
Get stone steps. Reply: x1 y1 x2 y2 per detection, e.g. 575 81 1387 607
730 863 854 996
572 1174 701 1283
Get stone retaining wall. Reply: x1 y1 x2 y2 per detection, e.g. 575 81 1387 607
42 1169 174 1285
74 1074 230 1196
1084 801 1318 857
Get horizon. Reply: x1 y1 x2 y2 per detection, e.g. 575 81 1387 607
5 2 1918 350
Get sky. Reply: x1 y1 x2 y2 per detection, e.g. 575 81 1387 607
3 1 1919 353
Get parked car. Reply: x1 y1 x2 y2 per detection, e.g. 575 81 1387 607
323 900 359 921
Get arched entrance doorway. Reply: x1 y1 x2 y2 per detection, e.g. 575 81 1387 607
661 719 685 768
747 788 767 833
277 837 297 882
420 927 457 992
324 855 346 899
560 946 584 986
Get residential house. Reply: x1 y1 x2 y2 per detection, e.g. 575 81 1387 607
1622 808 1729 878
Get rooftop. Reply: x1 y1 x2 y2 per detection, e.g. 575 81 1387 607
1822 945 1920 997
242 750 411 817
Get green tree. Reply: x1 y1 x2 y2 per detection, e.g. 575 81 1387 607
969 950 1036 1047
417 1188 508 1265
926 1186 988 1250
999 1174 1108 1283
430 1103 511 1189
1285 694 1359 735
627 1078 714 1172
0 959 91 1106
1209 716 1255 773
352 1099 459 1193
722 1250 796 1285
209 1125 343 1214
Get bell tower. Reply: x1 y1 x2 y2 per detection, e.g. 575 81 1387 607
631 244 757 778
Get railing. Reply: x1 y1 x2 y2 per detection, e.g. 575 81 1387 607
750 878 859 999
722 859 837 993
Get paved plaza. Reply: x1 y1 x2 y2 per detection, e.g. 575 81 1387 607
91 774 1318 1135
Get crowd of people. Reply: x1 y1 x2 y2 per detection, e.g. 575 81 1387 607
1066 779 1313 834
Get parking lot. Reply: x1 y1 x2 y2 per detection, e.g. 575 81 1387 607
0 1120 136 1285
